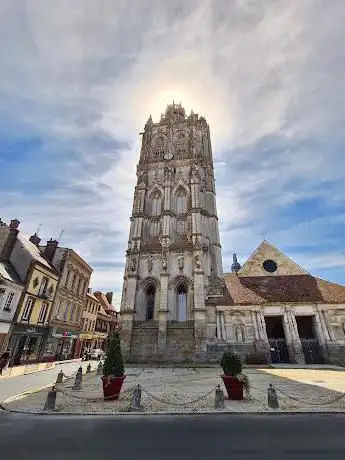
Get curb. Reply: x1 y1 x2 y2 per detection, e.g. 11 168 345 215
1 404 345 417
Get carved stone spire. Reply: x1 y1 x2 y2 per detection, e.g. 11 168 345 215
231 253 241 273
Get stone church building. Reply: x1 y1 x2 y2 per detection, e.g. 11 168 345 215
119 103 345 365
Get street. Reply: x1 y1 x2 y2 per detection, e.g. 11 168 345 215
1 412 345 459
0 361 95 402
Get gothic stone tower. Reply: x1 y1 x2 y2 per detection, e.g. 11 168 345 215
120 103 223 362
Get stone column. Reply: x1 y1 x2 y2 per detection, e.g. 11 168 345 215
157 272 169 356
254 310 271 359
286 310 305 364
193 261 207 360
251 310 259 341
216 311 222 341
282 313 293 361
322 309 336 341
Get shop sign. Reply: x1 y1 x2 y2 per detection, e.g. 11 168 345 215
63 331 72 338
27 327 37 334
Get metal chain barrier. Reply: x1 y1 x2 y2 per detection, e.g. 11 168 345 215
55 384 137 402
274 386 345 407
140 386 216 407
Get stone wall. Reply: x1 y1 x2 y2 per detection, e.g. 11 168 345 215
326 343 345 366
129 322 159 363
165 322 195 362
206 342 259 364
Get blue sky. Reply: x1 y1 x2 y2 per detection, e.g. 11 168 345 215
1 0 345 308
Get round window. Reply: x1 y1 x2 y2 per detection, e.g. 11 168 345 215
263 259 277 273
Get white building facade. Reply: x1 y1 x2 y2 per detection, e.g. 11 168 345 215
0 260 24 353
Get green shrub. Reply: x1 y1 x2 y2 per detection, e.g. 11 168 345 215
220 350 242 376
103 331 125 377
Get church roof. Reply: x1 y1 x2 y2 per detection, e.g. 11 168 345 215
218 240 345 305
222 273 345 305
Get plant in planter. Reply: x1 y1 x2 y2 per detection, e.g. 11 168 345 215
101 331 126 401
220 350 249 400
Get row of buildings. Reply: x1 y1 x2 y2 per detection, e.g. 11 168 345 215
0 218 118 365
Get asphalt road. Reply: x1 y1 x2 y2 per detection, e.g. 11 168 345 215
0 360 96 402
1 413 345 460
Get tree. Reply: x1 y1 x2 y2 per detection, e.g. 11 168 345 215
103 331 124 377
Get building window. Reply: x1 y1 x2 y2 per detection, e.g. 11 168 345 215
65 270 71 287
63 303 69 321
0 287 6 307
38 303 49 323
3 292 15 311
146 285 155 321
175 187 187 214
38 277 49 296
177 285 187 321
75 307 81 324
70 303 76 322
22 298 34 321
151 190 162 216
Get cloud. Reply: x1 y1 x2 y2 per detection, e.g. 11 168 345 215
1 0 345 300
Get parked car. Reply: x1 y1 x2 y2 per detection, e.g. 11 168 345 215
90 349 105 360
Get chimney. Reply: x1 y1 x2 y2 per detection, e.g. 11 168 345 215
87 287 92 294
43 238 58 262
0 219 20 261
29 232 41 247
106 291 113 304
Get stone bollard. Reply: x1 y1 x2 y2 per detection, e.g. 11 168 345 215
268 383 279 409
130 385 142 411
215 384 225 410
97 361 103 375
55 370 64 384
43 386 57 411
72 367 83 390
86 363 92 374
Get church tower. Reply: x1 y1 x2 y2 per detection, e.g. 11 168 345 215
120 103 223 362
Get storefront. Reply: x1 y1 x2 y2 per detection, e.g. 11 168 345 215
8 324 50 365
42 326 81 362
80 332 108 357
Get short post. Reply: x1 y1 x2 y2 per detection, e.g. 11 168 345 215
215 384 225 410
86 363 92 374
97 361 103 375
43 386 57 411
268 383 279 409
72 367 83 390
130 385 142 411
55 370 64 384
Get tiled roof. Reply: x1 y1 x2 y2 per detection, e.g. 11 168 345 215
17 233 55 270
94 291 116 311
222 273 345 305
86 291 101 303
0 260 22 285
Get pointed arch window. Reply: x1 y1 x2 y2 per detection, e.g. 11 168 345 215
151 190 162 216
175 187 187 214
146 285 155 321
176 285 187 321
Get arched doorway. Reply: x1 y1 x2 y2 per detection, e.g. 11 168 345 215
146 285 155 320
176 285 187 321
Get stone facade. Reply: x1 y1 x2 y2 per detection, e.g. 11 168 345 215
119 105 345 365
41 245 93 361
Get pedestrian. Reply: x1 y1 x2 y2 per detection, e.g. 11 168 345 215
0 350 11 375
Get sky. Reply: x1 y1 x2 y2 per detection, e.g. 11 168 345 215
1 0 345 309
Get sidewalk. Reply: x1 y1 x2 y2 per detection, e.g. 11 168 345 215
0 358 83 380
4 366 345 414
0 360 98 403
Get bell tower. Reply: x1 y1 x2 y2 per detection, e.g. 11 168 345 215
120 103 223 361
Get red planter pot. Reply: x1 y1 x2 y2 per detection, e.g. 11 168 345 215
221 375 244 400
101 375 126 401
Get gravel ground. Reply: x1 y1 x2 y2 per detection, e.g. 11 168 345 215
3 366 345 414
